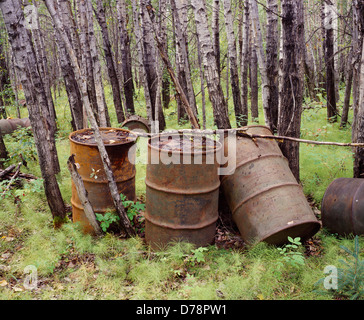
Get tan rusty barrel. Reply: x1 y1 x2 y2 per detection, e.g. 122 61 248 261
321 178 364 236
220 125 320 245
69 127 137 234
145 133 222 249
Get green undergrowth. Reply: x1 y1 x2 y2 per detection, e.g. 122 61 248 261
1 85 362 300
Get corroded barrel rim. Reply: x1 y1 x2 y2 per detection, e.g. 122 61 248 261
148 132 222 156
69 127 137 147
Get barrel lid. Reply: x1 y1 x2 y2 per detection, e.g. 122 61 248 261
69 127 137 147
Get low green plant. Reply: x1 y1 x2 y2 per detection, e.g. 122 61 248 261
120 193 145 225
277 236 305 268
189 247 208 265
336 236 364 299
6 126 37 165
95 211 119 233
95 193 146 232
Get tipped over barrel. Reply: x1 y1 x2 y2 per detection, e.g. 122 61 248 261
145 133 222 249
69 127 137 234
321 178 364 236
220 125 320 245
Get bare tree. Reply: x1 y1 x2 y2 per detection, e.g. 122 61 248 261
222 0 243 127
191 0 231 129
116 0 135 115
277 0 306 182
94 0 125 124
323 0 338 122
240 0 250 126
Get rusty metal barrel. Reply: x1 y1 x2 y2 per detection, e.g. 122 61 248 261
145 133 222 249
321 178 364 236
69 127 137 234
220 125 320 245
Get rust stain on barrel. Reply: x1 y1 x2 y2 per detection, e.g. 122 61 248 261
144 133 222 250
69 127 137 234
221 125 320 245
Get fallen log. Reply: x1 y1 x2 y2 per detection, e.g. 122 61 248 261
1 162 21 198
67 154 103 236
0 164 16 179
0 164 38 181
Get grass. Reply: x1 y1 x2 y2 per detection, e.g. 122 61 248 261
1 83 363 300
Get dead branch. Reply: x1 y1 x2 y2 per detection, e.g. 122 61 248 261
67 154 103 236
1 162 21 198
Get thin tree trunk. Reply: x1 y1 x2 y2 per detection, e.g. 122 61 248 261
352 0 364 178
175 0 197 118
116 0 135 115
159 0 170 110
212 0 221 78
94 0 125 124
249 0 271 129
324 0 338 122
191 0 231 129
266 0 279 132
58 0 85 129
277 0 306 182
340 49 353 127
140 0 166 130
78 0 99 125
85 0 109 127
240 0 250 126
222 0 243 127
132 0 153 123
54 28 84 131
250 36 259 122
196 33 206 129
0 0 66 225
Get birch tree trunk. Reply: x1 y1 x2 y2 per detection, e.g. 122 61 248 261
0 0 66 225
44 0 135 236
175 0 197 118
277 0 306 182
352 0 364 178
353 33 364 177
240 0 250 126
95 0 125 124
324 0 338 122
340 49 353 127
116 0 135 115
249 0 271 129
85 0 109 127
131 0 153 123
53 15 84 130
196 33 207 129
140 0 165 130
159 0 170 110
266 0 279 132
171 0 189 122
212 0 221 78
250 28 259 122
222 0 243 127
78 0 99 125
191 0 231 129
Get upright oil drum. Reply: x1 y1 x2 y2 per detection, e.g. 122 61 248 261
321 178 364 236
145 133 222 249
69 128 137 234
220 125 320 245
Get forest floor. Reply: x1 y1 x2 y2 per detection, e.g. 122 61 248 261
1 85 363 300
